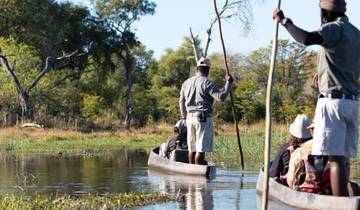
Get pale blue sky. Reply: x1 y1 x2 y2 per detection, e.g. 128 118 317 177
69 0 360 60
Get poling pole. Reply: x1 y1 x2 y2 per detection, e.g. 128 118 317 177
261 0 282 209
213 0 244 170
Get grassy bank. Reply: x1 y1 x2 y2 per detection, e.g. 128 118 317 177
0 192 170 210
0 126 167 155
0 123 359 170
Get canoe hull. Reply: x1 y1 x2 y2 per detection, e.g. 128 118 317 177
256 168 360 210
148 147 216 177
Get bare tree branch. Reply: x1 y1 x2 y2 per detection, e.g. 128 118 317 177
0 55 24 94
189 27 200 62
27 50 82 93
204 0 229 57
196 0 244 58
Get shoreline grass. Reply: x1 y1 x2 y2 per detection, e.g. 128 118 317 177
0 123 359 176
0 192 170 210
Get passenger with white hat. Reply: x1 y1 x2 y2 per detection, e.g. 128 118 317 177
286 122 315 190
270 114 312 180
273 0 360 196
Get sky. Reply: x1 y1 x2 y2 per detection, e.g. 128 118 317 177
69 0 360 60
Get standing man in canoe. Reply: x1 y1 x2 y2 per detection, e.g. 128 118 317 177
179 57 233 165
273 0 360 196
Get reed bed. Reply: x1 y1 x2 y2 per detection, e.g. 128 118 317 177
0 192 169 210
0 123 359 171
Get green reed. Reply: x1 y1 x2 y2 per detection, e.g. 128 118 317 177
0 192 170 210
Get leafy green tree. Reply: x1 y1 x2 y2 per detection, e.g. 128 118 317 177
150 38 196 123
234 76 265 124
206 53 234 122
0 0 91 57
0 37 82 122
237 39 317 123
91 0 156 129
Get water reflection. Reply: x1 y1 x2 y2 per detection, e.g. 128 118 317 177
144 168 258 210
0 149 150 194
0 150 307 209
149 170 214 210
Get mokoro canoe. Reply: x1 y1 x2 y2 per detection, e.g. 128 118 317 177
147 147 216 177
256 168 360 210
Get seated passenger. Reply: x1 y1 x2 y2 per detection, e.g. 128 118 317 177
269 114 312 182
159 120 187 158
287 123 359 196
286 123 314 189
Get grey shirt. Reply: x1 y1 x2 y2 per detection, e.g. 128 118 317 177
317 16 360 95
179 72 232 119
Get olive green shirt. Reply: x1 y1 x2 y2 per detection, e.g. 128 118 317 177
317 16 360 95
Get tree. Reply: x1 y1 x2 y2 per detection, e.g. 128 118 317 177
0 37 83 122
0 0 91 58
91 0 156 129
149 38 196 123
237 40 317 123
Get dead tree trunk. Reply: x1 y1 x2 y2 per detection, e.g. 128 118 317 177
0 51 82 123
19 91 33 122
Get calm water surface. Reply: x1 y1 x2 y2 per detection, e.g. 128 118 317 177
0 150 358 210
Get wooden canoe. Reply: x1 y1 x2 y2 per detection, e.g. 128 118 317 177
147 147 216 177
256 168 360 210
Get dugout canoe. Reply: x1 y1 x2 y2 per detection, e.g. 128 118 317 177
147 147 216 177
256 168 360 210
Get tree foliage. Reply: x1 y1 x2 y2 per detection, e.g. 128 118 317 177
0 0 318 129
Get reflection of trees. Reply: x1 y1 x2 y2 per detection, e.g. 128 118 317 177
0 149 150 194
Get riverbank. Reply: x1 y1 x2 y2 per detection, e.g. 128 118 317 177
0 123 283 160
0 123 359 174
0 192 170 209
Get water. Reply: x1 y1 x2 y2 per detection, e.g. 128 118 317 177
143 168 259 210
1 150 358 209
0 149 261 209
0 150 151 194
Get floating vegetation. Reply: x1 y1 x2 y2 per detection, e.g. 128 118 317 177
0 192 170 210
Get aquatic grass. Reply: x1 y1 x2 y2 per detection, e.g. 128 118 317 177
2 137 161 155
0 192 170 210
0 123 359 173
4 140 17 151
209 125 288 168
0 127 168 155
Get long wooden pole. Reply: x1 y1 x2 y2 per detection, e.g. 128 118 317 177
213 0 244 170
261 0 282 209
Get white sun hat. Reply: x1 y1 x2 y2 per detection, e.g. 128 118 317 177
289 114 312 139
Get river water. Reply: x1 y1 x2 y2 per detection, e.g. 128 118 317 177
0 149 262 209
0 150 358 210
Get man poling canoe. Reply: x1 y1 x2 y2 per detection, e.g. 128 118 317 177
179 57 234 165
273 0 360 196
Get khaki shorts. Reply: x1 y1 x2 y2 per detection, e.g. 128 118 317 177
311 98 359 158
186 114 214 152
